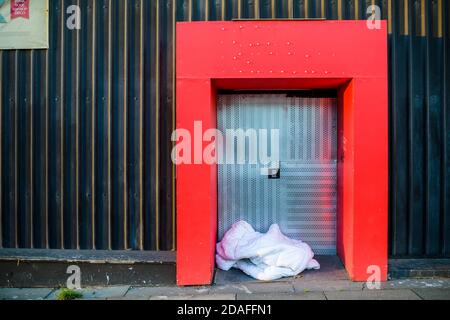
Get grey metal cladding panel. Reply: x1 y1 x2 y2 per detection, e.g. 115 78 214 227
280 162 337 255
217 94 337 255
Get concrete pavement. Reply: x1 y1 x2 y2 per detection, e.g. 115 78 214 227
1 278 450 300
2 257 449 300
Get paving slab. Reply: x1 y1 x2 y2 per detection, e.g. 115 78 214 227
211 282 294 294
46 286 130 300
210 284 258 294
325 289 421 300
412 289 450 300
244 282 294 294
126 286 210 298
293 279 363 292
149 294 236 300
382 279 450 289
106 296 149 300
237 292 326 300
0 288 54 300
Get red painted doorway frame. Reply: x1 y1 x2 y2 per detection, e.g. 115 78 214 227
176 21 388 286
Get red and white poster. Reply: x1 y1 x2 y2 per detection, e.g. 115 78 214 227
0 0 48 49
10 0 30 20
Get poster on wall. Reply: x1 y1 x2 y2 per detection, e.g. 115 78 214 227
0 0 48 49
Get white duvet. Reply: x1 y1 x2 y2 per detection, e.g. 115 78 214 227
216 221 320 281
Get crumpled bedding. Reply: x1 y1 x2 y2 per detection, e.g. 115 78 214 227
216 221 320 281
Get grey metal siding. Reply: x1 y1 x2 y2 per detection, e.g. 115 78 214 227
0 0 449 257
217 94 338 255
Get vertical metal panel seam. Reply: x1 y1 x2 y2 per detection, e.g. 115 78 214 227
91 0 97 249
60 0 65 249
156 0 161 250
44 46 49 249
238 0 241 19
287 0 292 19
424 0 431 253
107 0 113 250
437 0 442 37
404 0 409 35
123 0 129 250
404 0 411 254
321 0 325 18
271 0 275 18
438 0 447 254
255 0 260 19
443 0 449 254
421 0 426 36
29 50 34 248
221 0 225 20
14 51 18 248
172 0 177 249
75 0 80 249
44 37 49 249
139 0 144 250
320 0 326 19
445 0 449 254
338 0 342 20
188 0 192 22
390 0 399 255
304 0 308 18
0 50 2 248
407 0 415 254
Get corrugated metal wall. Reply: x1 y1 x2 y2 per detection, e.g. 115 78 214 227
1 0 176 251
0 0 449 257
388 0 449 257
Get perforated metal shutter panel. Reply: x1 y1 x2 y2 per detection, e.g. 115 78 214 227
217 94 337 255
